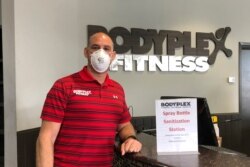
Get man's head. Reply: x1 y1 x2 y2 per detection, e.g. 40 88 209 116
84 32 116 73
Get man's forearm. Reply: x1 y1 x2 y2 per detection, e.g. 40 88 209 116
36 138 54 167
118 123 136 141
36 121 61 167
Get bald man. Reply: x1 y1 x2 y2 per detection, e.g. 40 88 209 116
36 32 142 167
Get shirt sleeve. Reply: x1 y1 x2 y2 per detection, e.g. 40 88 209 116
40 80 67 123
118 91 131 124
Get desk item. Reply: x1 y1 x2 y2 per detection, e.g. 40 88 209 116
155 98 198 155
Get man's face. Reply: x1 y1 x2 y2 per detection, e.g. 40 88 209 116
85 33 115 60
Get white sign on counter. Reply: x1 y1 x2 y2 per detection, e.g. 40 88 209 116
155 98 198 155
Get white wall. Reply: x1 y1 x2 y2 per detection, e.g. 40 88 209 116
5 0 250 132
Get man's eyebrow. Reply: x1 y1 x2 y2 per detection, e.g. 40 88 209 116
89 44 99 47
89 44 113 50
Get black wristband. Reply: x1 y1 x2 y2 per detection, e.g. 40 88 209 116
124 135 137 141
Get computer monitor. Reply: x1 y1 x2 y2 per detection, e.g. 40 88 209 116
160 96 218 146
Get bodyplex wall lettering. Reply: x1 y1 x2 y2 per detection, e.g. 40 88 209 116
87 25 232 72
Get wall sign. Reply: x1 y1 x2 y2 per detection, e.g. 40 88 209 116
87 25 232 72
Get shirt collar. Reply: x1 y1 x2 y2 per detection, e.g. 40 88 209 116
79 66 114 87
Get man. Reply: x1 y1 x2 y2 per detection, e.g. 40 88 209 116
36 32 142 167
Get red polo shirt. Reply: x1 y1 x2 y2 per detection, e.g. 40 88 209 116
41 66 131 167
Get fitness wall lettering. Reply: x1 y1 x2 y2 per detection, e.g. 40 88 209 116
87 25 232 72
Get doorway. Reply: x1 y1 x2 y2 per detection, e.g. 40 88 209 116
239 42 250 155
0 26 4 167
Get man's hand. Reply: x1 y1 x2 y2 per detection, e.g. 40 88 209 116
120 137 142 156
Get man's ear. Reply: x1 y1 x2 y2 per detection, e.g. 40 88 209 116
111 51 116 61
84 48 89 58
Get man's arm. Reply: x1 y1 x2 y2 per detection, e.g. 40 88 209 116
36 120 61 167
117 122 142 156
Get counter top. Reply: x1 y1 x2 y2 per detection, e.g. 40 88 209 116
114 133 250 167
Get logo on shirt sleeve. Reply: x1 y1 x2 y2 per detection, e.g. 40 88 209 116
73 90 92 96
113 95 119 99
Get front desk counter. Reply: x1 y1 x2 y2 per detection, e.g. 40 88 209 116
114 133 250 167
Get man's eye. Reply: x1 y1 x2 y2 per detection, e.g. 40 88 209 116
91 46 100 50
104 47 111 51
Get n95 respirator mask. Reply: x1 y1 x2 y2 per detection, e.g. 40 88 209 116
90 49 111 73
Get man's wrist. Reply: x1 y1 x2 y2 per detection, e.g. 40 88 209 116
124 135 137 142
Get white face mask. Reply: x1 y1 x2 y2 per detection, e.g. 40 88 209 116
90 49 111 73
